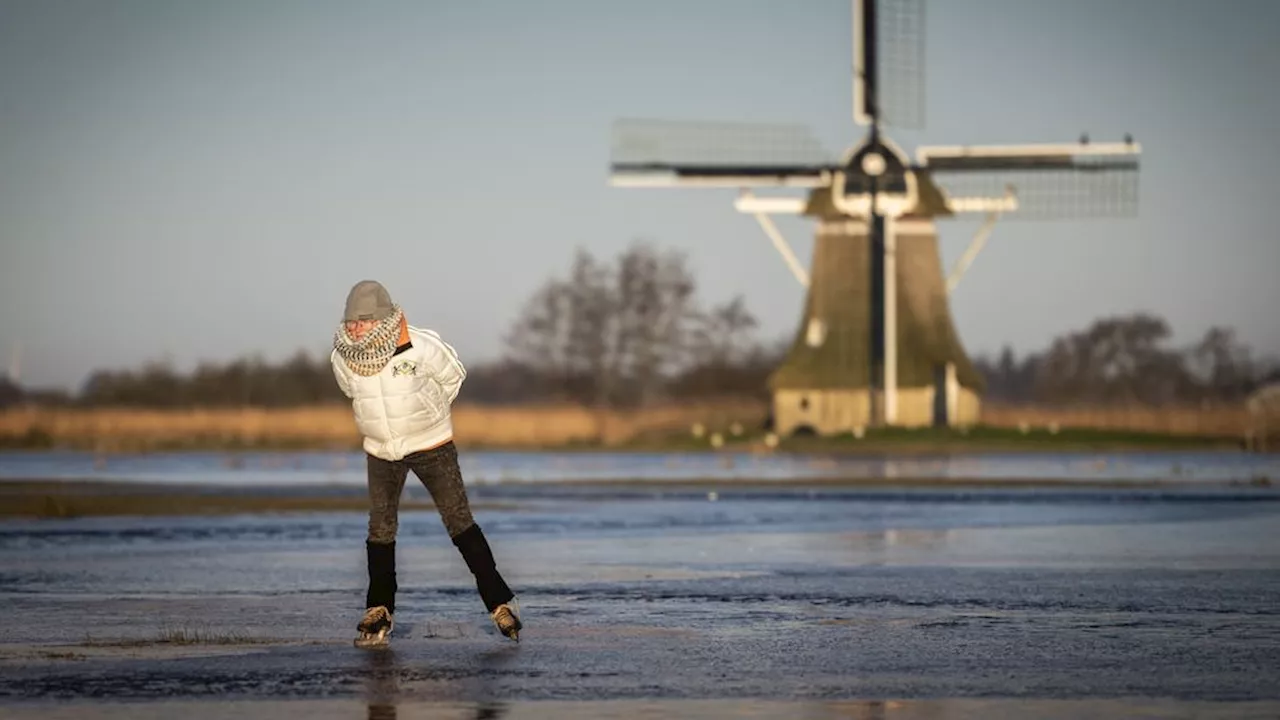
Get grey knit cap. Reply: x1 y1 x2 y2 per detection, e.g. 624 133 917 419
343 280 394 322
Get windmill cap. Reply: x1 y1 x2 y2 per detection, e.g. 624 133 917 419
343 280 394 322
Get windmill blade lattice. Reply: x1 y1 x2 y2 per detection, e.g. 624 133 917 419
921 144 1141 219
869 0 927 130
610 119 838 184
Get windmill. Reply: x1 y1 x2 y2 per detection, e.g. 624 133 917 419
608 0 1140 434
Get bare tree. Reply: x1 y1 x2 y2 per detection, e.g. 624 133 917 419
614 243 698 405
502 241 702 407
689 295 759 368
502 276 571 399
563 249 615 406
1032 313 1189 404
1186 326 1256 402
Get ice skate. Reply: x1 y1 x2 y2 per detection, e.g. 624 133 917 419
355 605 394 648
492 602 522 642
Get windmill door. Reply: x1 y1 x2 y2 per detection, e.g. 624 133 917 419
932 364 948 427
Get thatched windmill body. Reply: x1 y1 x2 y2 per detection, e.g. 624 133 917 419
609 0 1141 435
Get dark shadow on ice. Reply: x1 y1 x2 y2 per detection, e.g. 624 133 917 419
363 647 398 720
472 702 507 719
470 641 516 718
359 640 511 719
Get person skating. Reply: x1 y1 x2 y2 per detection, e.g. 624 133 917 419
330 280 521 647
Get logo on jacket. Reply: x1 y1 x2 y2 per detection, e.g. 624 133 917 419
391 360 419 377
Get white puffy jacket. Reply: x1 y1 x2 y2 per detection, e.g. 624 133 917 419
330 325 466 461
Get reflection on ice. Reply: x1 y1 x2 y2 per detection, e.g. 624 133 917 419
1 448 1278 488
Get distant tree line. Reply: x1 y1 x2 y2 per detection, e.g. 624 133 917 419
1 241 1276 410
974 316 1279 406
0 242 785 410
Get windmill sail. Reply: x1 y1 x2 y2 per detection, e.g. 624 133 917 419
918 141 1141 219
609 119 836 186
855 0 927 129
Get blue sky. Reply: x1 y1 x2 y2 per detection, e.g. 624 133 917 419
2 0 1278 390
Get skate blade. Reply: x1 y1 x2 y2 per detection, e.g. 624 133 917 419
354 629 390 648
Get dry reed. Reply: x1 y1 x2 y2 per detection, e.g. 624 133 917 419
0 400 769 452
0 399 1250 452
979 403 1249 438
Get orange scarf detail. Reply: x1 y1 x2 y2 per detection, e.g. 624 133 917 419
397 315 410 347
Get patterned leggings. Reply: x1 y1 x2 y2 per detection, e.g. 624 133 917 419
363 440 514 614
366 440 475 543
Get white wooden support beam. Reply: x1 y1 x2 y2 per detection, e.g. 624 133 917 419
946 210 1002 295
946 196 1019 213
917 140 1142 162
753 213 810 288
946 361 959 426
884 216 898 425
736 191 810 288
733 194 808 214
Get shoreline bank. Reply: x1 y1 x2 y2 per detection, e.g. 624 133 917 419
0 402 1253 454
0 426 1251 456
2 475 1274 520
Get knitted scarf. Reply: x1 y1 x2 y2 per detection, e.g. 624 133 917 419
333 305 407 377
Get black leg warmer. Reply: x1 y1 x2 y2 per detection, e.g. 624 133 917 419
451 523 514 613
365 540 397 614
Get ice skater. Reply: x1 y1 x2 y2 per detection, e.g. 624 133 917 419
330 279 521 647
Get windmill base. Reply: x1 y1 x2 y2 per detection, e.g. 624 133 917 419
772 386 981 437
